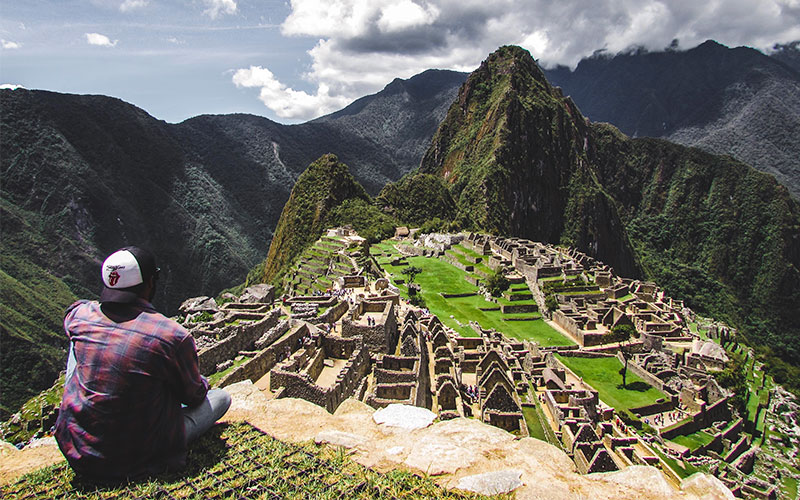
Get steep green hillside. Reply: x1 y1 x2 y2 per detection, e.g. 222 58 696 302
0 91 277 414
418 45 800 372
375 172 457 226
261 154 372 284
420 45 639 277
0 200 79 416
591 124 800 360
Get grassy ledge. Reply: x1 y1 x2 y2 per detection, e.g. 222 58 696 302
4 422 510 500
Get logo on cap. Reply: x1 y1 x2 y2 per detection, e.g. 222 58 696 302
106 265 125 286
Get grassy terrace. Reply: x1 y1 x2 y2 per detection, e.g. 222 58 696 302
670 430 716 452
6 423 504 500
554 355 667 412
371 242 572 346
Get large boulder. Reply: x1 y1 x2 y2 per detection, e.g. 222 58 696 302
179 296 219 314
239 284 275 304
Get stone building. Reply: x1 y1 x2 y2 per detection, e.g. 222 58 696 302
341 299 399 355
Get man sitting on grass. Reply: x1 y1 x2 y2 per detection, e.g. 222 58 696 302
55 246 231 481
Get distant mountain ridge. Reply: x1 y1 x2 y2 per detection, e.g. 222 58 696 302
545 40 800 199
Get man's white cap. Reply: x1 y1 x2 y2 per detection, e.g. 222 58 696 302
102 250 144 289
99 246 158 303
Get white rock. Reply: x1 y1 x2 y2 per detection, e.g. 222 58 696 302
0 440 19 456
592 465 676 497
404 440 476 475
681 472 737 500
315 430 367 450
457 470 524 495
372 404 436 430
225 380 269 413
25 437 56 450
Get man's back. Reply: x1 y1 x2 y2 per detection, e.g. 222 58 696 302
55 299 208 479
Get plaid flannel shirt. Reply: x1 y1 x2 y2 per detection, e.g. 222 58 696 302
55 299 208 480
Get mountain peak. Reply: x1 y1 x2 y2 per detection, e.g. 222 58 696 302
261 154 368 283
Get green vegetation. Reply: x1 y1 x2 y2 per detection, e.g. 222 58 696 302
555 355 667 412
0 200 81 417
5 422 505 500
651 446 703 480
670 430 716 452
485 268 511 297
207 357 251 387
522 405 547 441
375 172 456 226
372 243 571 346
0 374 65 445
261 154 373 285
401 265 422 284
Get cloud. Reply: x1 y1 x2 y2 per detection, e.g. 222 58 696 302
2 40 21 49
86 33 118 47
236 0 800 120
232 65 351 120
204 0 237 19
120 0 148 12
1 84 26 90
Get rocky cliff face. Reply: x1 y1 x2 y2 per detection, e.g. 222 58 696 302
420 45 800 365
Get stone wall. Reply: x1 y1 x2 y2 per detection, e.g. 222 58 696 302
629 398 677 417
341 300 398 355
315 300 350 325
660 399 731 440
217 321 310 388
618 352 669 394
501 303 538 314
442 254 473 272
197 308 280 375
270 335 371 413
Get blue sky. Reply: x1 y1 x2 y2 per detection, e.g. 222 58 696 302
2 0 798 124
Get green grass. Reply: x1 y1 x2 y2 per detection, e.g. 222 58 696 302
522 405 547 441
207 357 251 387
5 422 504 499
670 430 715 451
554 355 667 412
375 251 572 346
651 446 703 480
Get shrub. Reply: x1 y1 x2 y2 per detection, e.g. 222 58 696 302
485 268 510 297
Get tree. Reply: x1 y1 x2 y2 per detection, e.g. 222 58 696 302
613 325 635 388
486 268 510 297
401 266 422 284
545 294 558 312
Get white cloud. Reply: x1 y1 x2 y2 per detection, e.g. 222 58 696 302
2 39 21 49
204 0 237 19
120 0 148 12
86 32 118 47
232 65 351 120
0 84 26 90
237 0 800 120
167 37 185 44
377 1 439 33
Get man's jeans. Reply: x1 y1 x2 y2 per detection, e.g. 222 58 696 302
183 389 232 444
